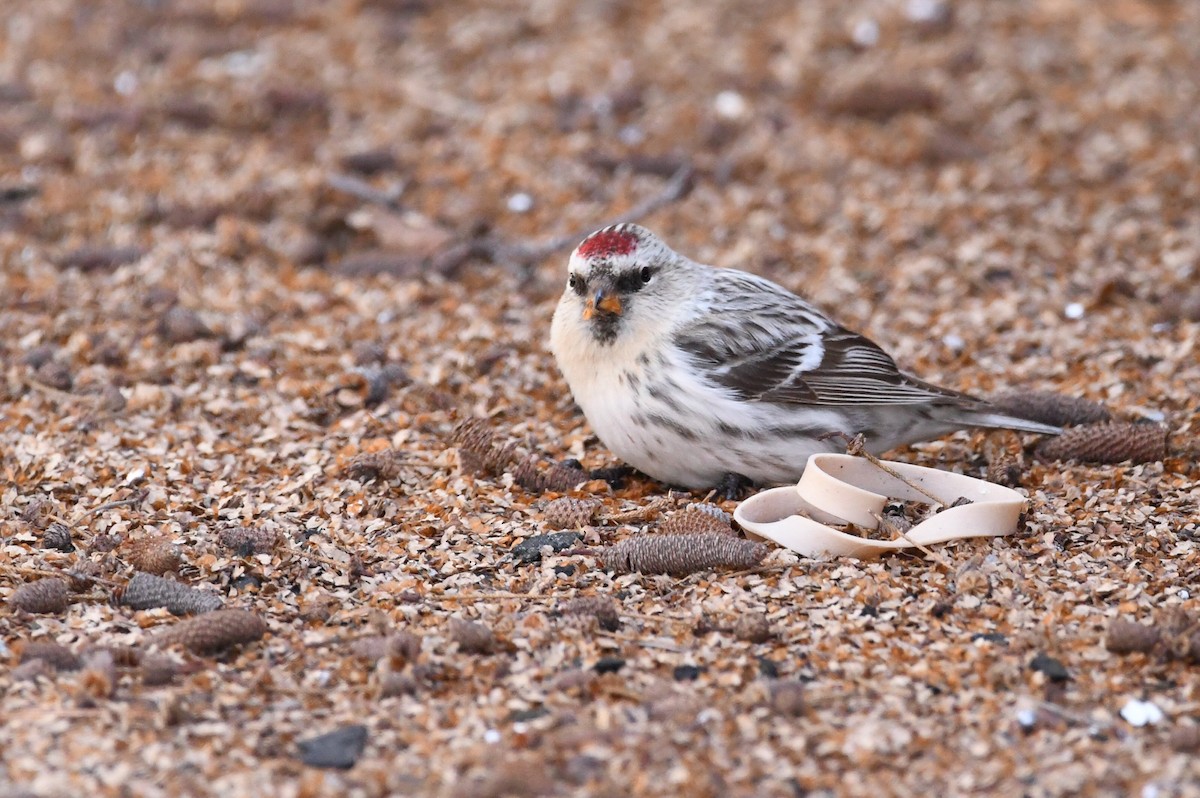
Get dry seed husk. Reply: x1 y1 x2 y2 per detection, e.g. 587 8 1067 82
78 650 117 700
768 680 806 716
1035 422 1168 464
159 609 267 654
121 572 223 615
732 612 773 643
601 533 769 576
448 618 495 654
9 578 71 614
20 641 82 671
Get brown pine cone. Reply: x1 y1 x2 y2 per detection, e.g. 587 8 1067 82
123 536 182 575
600 533 768 576
1104 617 1160 655
9 578 70 614
543 497 601 529
159 609 267 654
659 505 734 536
988 390 1111 427
1036 422 1169 464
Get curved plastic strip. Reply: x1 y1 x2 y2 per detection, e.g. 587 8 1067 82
733 453 1026 558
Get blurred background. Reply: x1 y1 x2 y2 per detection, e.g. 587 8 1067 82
2 0 1198 389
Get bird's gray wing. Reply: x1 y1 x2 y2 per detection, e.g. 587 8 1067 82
674 270 973 407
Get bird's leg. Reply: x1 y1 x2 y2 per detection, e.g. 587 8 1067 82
713 471 754 502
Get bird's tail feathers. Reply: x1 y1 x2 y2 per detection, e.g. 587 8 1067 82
950 410 1062 437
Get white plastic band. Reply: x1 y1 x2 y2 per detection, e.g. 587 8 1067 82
733 453 1026 558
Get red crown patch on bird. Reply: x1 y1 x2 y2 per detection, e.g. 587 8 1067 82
577 227 639 259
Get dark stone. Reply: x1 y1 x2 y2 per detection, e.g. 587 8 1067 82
593 657 625 674
1029 652 1070 682
296 724 369 769
507 707 550 723
757 657 780 679
673 664 703 681
512 531 580 564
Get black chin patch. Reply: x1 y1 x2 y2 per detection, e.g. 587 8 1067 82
589 315 621 345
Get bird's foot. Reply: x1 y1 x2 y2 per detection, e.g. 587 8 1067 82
713 472 754 502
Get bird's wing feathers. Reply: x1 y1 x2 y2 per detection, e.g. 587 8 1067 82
675 270 974 408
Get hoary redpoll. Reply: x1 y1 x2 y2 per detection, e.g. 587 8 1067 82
549 223 1061 491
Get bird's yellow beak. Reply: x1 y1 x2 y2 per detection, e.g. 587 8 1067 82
583 291 622 320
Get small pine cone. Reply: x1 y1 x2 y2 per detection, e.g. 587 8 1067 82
452 418 514 477
451 417 493 449
123 536 182 575
344 450 405 482
89 532 122 553
660 506 735 536
158 305 212 344
20 641 82 671
600 533 769 576
544 497 601 529
986 450 1025 487
513 454 546 492
560 596 620 632
768 680 806 717
35 359 73 391
388 630 422 665
218 525 280 555
378 671 419 698
12 658 54 682
159 609 268 654
65 560 102 592
541 461 589 493
1035 422 1168 464
9 578 70 614
20 498 53 529
1169 725 1200 754
1104 618 1160 655
988 390 1112 428
78 650 117 700
121 572 223 615
449 618 495 655
350 635 391 662
42 522 74 552
733 612 773 643
140 654 181 686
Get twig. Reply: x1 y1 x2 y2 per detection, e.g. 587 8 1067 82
325 172 404 209
78 489 149 519
819 431 948 507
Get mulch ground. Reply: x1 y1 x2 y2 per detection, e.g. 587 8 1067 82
2 1 1200 795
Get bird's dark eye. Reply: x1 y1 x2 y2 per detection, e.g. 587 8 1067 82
640 267 653 284
568 274 586 295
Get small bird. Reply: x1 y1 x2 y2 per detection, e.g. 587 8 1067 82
550 223 1061 492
